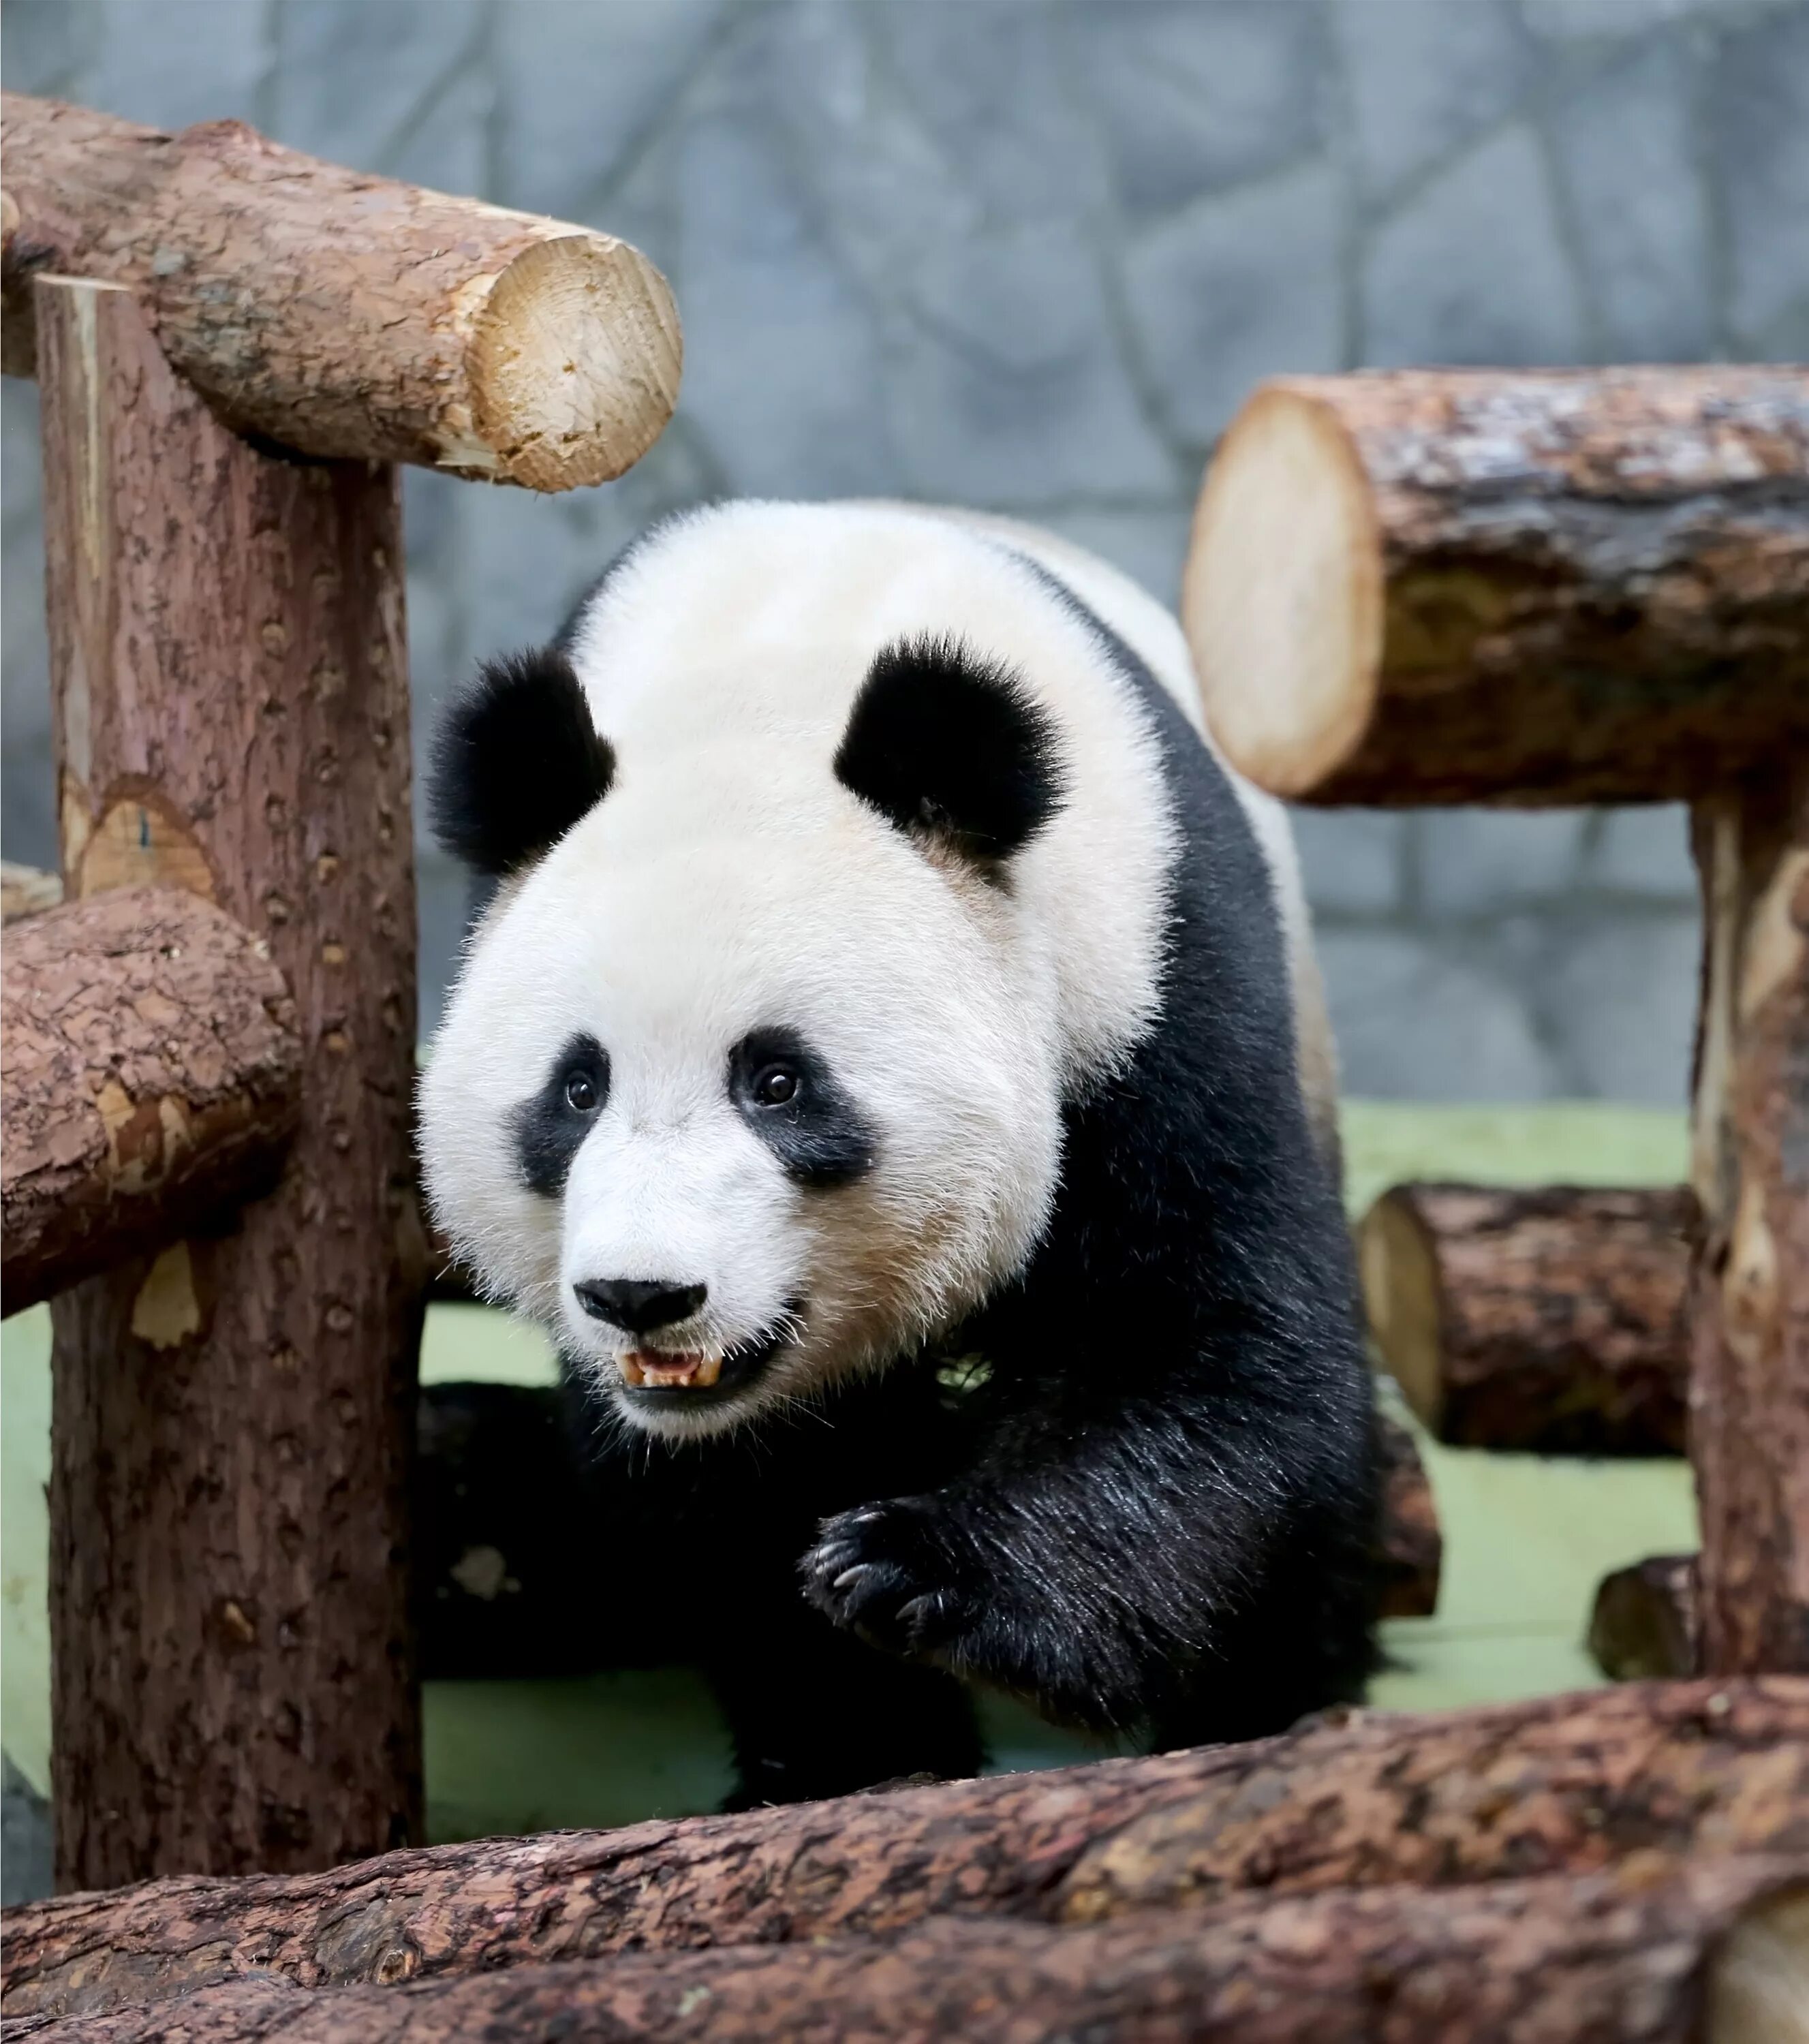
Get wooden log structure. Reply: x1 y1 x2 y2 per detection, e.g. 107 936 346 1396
1590 1555 1699 1683
1358 1182 1692 1454
3 1681 1804 2034
1 858 62 921
1689 764 1809 1673
1182 367 1809 807
34 275 427 1889
0 93 681 490
1 886 303 1316
7 1860 1803 2044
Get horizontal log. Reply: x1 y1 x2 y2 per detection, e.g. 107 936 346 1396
1591 1554 1700 1683
6 1678 1802 2019
1359 1183 1692 1454
12 1860 1804 2043
1184 368 1809 805
1 886 303 1315
1374 1408 1440 1617
1 93 681 491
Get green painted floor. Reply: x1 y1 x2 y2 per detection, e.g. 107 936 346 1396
1 1102 1697 1845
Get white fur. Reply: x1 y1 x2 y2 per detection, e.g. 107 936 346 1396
420 502 1331 1438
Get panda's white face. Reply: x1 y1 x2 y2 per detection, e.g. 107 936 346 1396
420 745 1066 1440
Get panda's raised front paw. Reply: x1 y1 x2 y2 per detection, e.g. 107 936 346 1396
800 1498 978 1660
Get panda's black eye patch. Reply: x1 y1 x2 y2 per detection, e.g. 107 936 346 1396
513 1034 610 1197
730 1029 874 1188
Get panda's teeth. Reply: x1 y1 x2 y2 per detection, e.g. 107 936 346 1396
621 1351 724 1390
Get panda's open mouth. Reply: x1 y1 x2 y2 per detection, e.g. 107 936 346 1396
616 1316 796 1406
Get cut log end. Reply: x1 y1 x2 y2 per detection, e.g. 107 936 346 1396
1183 384 1381 799
465 234 682 492
1589 1555 1699 1682
1359 1188 1446 1431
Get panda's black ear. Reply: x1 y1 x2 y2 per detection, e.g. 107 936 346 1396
834 635 1066 866
429 648 615 878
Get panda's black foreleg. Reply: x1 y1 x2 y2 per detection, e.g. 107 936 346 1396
705 1588 984 1809
800 1385 1377 1746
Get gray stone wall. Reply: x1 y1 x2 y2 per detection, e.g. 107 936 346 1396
5 0 1806 1098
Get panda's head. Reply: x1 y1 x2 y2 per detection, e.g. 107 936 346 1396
419 627 1070 1440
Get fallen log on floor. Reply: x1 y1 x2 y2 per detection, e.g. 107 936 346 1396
10 1859 1804 2043
1374 1408 1440 1617
1183 367 1809 806
5 1679 1802 2021
1359 1183 1692 1454
1591 1555 1699 1683
1 886 303 1315
1 93 680 491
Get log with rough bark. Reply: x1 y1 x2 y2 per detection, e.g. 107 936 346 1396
1690 764 1809 1675
1183 368 1809 805
6 1679 1802 2019
7 1861 1805 2044
1 886 303 1316
1 93 681 491
1374 1407 1440 1617
1359 1182 1693 1454
1591 1555 1700 1683
37 275 427 1890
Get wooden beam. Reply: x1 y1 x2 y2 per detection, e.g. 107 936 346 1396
5 1678 1802 2019
1358 1183 1692 1455
7 1859 1802 2043
1590 1555 1699 1682
1 93 681 491
36 275 425 1887
1689 764 1809 1673
1 885 303 1315
1183 369 1809 805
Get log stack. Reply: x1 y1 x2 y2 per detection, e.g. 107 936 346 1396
3 1679 1804 2040
1186 367 1809 1684
0 90 682 1892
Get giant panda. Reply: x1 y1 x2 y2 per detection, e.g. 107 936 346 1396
420 499 1377 1806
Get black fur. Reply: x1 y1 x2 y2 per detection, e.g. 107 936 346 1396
512 1034 610 1198
835 635 1066 864
431 648 615 878
730 1027 878 1188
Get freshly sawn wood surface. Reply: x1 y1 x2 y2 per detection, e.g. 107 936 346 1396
1 886 302 1315
5 1679 1802 2020
1 92 681 491
1184 367 1809 805
1358 1182 1694 1454
36 277 426 1889
8 1860 1803 2044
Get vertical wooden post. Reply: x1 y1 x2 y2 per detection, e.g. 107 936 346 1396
1688 762 1809 1674
35 277 424 1887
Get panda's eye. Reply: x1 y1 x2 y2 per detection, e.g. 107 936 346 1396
752 1064 799 1108
564 1070 600 1114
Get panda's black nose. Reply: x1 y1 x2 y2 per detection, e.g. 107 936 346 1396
575 1278 708 1335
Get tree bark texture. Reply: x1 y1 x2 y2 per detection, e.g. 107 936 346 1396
1184 368 1809 806
1689 764 1809 1675
1591 1556 1700 1684
5 1861 1804 2044
1 886 303 1316
6 1678 1802 2020
1359 1183 1693 1455
1374 1408 1440 1618
36 276 426 1889
1 93 681 492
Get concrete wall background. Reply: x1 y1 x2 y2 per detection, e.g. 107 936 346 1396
5 0 1806 1100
